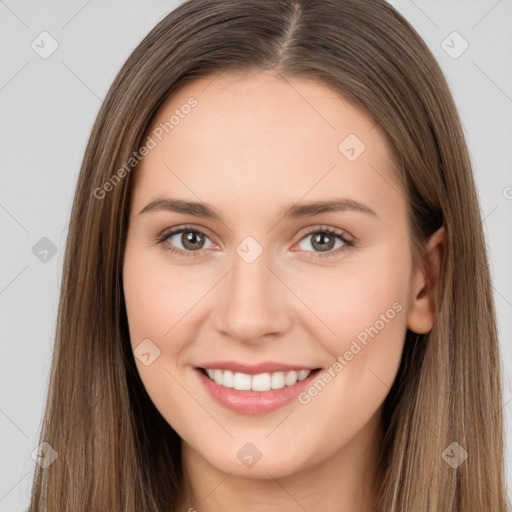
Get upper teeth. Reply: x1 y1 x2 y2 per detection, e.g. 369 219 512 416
205 369 311 391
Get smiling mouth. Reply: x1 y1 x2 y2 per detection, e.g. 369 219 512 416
198 367 322 392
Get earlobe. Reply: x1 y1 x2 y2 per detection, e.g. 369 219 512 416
406 225 445 334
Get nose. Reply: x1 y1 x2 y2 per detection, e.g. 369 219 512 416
211 247 292 344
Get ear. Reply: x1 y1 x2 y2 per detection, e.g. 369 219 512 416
407 226 445 334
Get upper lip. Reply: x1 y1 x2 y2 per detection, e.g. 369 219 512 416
196 361 320 375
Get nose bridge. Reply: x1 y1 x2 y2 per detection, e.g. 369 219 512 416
213 238 291 341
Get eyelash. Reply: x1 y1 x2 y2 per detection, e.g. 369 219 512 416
155 224 354 259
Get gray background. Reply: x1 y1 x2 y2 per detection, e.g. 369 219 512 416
0 1 511 509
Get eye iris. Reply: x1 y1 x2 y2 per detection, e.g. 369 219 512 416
182 231 204 250
311 232 335 252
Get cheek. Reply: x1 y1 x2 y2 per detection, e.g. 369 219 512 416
327 268 408 362
122 243 215 406
123 245 201 346
122 245 184 405
290 244 411 402
122 247 201 423
306 254 410 412
288 247 410 348
280 267 409 466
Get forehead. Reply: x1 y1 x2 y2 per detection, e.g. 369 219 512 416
130 70 402 221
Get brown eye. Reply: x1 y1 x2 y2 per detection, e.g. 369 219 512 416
158 227 215 257
296 227 353 258
309 232 336 252
179 231 207 251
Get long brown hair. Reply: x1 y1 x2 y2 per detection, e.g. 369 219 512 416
28 0 510 510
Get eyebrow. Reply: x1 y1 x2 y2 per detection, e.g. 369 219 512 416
139 197 378 220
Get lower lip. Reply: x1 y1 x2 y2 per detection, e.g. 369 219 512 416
195 368 321 415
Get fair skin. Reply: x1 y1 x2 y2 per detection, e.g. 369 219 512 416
123 70 444 511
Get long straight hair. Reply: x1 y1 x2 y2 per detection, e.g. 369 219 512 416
28 0 510 510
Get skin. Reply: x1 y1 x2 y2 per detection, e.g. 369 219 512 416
122 70 444 511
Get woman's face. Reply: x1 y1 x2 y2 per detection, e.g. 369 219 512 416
123 70 433 480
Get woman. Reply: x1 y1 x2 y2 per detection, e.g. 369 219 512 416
28 0 510 510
